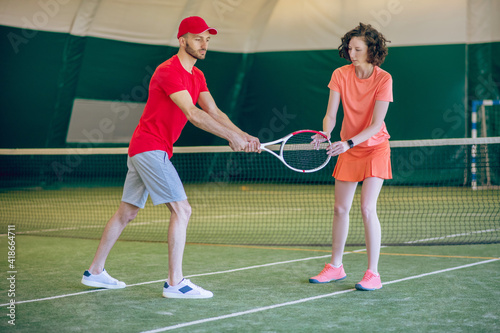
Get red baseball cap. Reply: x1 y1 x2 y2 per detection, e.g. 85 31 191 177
177 16 218 39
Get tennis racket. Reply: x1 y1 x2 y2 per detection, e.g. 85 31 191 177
260 130 331 173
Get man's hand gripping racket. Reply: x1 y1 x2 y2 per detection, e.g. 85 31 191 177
259 130 332 173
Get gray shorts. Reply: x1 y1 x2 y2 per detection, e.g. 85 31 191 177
121 150 187 208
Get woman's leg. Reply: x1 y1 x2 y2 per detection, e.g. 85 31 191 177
331 180 358 266
360 177 384 273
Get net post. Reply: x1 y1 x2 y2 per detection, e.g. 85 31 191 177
470 100 482 190
471 100 500 190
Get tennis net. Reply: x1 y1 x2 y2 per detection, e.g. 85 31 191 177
1 137 499 246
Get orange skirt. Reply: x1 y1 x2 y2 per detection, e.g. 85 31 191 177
332 141 392 182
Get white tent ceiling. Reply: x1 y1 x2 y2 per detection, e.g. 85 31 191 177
1 0 499 53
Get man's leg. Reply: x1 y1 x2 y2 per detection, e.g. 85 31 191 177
162 200 213 298
88 201 140 274
81 201 140 289
165 200 191 286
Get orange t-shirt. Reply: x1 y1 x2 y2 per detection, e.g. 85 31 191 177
328 64 393 147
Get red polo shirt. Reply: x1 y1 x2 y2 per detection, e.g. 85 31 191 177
128 55 209 158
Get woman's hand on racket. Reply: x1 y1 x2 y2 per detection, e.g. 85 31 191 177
327 141 350 156
311 131 330 150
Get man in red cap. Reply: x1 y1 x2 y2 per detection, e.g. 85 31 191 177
81 16 260 299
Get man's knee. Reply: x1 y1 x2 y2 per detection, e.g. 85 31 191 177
118 202 140 223
168 200 192 220
177 201 192 220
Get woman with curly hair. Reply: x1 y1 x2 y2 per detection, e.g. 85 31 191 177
309 23 392 291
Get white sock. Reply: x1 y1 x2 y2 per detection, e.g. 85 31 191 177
330 263 342 268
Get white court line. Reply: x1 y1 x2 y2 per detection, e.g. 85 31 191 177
141 258 500 333
0 220 171 236
0 253 334 307
1 249 370 306
0 207 303 236
405 228 500 244
144 289 357 333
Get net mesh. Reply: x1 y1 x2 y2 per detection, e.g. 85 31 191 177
1 138 499 246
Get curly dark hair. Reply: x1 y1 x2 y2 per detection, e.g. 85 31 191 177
338 23 390 66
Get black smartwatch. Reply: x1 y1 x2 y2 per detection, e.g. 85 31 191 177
347 139 354 149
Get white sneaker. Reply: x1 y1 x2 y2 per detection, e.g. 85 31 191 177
162 279 213 299
81 269 126 289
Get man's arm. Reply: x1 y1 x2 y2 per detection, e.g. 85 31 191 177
169 90 247 151
198 91 260 152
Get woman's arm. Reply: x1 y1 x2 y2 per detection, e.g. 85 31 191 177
327 100 390 156
322 90 341 139
349 100 390 146
312 90 341 148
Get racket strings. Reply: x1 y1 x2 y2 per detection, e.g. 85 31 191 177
282 132 330 171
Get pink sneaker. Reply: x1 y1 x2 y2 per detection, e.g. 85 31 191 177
309 263 346 283
355 269 382 291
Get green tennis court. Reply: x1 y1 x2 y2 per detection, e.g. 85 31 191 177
0 236 499 332
1 140 499 331
2 0 500 332
1 171 499 331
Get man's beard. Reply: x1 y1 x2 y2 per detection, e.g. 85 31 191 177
185 42 206 60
